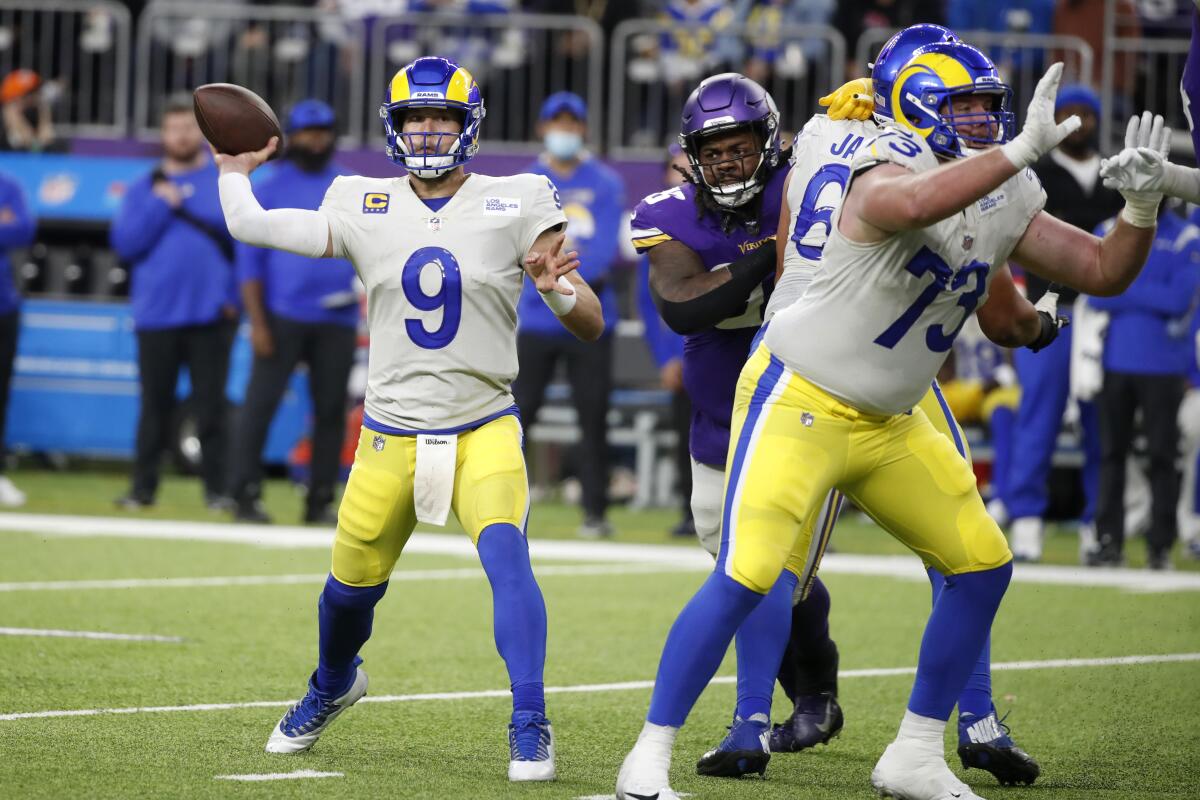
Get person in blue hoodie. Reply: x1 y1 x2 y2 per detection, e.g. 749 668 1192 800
512 92 625 538
1090 205 1200 569
227 100 359 525
0 169 35 507
110 95 236 509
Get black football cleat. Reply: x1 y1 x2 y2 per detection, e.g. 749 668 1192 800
769 692 843 753
957 706 1041 786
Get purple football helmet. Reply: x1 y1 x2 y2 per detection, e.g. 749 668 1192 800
679 73 781 209
871 24 961 125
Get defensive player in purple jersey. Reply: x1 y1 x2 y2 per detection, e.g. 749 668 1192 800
1100 3 1199 201
628 73 848 772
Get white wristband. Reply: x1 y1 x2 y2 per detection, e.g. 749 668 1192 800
1120 198 1159 229
999 137 1038 170
539 276 578 316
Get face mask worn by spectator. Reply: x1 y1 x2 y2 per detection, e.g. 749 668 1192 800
544 130 583 161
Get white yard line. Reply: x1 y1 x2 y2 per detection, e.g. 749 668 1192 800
2 652 1196 722
0 563 703 593
0 627 182 643
214 770 343 782
2 512 1199 592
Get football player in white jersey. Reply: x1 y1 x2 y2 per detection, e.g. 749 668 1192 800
213 56 603 781
617 41 1161 800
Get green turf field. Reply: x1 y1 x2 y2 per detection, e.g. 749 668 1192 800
1 467 1198 798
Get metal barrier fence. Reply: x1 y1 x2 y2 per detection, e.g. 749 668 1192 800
0 1 130 138
133 2 366 143
1103 36 1192 158
855 28 1094 130
367 12 603 154
607 19 846 160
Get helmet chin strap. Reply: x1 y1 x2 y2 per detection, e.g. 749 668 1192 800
399 134 463 178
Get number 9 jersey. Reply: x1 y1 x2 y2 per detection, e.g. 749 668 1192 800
764 125 1046 416
320 172 567 432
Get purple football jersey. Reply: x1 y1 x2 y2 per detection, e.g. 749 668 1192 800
630 163 788 466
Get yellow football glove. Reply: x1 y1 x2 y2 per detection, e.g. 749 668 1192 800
819 78 874 122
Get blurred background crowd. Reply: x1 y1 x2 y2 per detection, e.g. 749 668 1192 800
0 0 1196 570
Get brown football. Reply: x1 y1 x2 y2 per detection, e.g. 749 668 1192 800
192 83 283 158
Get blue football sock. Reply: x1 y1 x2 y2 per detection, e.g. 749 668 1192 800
927 568 993 718
478 523 547 716
735 570 799 720
316 574 387 697
910 562 1011 720
647 570 765 727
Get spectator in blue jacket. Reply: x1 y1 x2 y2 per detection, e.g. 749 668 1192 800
0 170 34 506
637 143 691 538
110 94 236 510
513 91 626 538
1090 206 1200 569
227 100 359 525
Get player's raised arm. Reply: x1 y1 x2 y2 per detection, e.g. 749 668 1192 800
525 229 604 342
845 63 1080 239
214 137 334 259
1011 115 1164 298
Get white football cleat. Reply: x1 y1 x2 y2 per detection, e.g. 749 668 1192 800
0 476 26 507
508 712 556 781
871 739 987 800
265 667 368 754
616 745 680 800
1008 517 1043 562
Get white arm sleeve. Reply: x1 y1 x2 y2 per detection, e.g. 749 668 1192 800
1164 161 1200 205
217 172 330 258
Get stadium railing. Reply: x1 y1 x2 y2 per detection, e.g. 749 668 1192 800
133 2 367 144
367 12 603 155
854 28 1094 130
0 0 131 138
607 19 847 160
1101 36 1192 158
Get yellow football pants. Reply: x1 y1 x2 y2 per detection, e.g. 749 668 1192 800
716 345 1011 594
331 414 529 587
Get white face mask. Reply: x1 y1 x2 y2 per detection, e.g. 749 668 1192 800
544 130 583 161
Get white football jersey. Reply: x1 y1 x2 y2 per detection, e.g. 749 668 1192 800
321 172 566 431
766 115 879 321
765 126 1046 415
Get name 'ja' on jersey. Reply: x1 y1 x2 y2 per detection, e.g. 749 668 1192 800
765 125 1046 415
766 114 879 320
321 172 566 432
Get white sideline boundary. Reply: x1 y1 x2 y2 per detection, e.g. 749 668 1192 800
0 627 182 643
2 512 1200 593
214 770 343 782
0 563 703 593
1 652 1196 722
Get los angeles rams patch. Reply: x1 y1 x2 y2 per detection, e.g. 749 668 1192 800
483 197 521 216
363 193 390 213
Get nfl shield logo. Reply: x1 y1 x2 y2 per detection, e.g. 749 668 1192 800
801 412 814 427
427 217 442 232
372 434 386 452
962 234 974 251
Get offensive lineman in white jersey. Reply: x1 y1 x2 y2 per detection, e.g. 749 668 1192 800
214 56 603 781
617 40 1161 800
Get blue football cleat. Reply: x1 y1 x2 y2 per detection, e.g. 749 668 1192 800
696 713 770 778
769 692 843 753
957 706 1041 786
265 661 368 754
508 711 556 781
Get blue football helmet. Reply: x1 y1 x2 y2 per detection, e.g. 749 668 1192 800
871 24 961 126
887 41 1016 159
379 56 485 178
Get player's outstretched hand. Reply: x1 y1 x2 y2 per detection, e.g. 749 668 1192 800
1099 111 1172 195
211 136 278 176
820 78 874 122
525 232 581 295
1000 62 1081 169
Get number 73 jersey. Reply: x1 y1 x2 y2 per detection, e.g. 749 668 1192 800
321 172 566 432
764 126 1046 416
